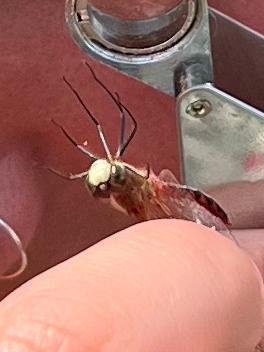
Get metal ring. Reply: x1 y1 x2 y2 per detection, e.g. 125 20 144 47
0 218 27 279
66 0 198 55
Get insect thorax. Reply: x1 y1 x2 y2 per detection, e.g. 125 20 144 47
86 159 148 209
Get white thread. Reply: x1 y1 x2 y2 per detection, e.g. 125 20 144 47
0 218 27 279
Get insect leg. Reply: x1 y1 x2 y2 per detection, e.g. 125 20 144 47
51 119 98 160
62 76 113 161
84 62 137 157
114 92 126 158
112 91 137 157
47 167 89 180
115 99 137 156
145 163 150 179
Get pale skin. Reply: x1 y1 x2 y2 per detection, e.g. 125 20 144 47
0 219 263 352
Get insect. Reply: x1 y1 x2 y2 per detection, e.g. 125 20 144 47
50 62 234 240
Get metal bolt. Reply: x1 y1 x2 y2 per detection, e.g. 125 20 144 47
186 99 212 117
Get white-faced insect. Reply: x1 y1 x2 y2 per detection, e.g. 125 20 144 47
50 62 235 240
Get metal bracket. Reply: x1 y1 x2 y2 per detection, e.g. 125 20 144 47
179 85 264 189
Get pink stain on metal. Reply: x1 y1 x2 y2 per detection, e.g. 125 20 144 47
244 153 264 172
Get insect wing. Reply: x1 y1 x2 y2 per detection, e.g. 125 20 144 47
146 175 234 240
158 169 179 184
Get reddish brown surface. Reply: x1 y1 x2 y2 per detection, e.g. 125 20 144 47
210 0 264 34
0 1 263 297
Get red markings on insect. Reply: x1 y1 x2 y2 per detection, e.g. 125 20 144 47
49 62 234 240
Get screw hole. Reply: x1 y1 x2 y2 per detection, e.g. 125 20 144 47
186 99 212 117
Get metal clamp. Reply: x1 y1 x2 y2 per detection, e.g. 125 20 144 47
65 0 264 228
179 85 264 188
66 0 213 95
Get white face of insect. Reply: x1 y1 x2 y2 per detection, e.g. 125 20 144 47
86 159 128 198
88 159 112 187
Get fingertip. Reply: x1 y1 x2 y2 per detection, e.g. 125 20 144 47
0 220 262 352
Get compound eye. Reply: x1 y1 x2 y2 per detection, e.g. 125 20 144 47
111 165 125 184
92 182 111 198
